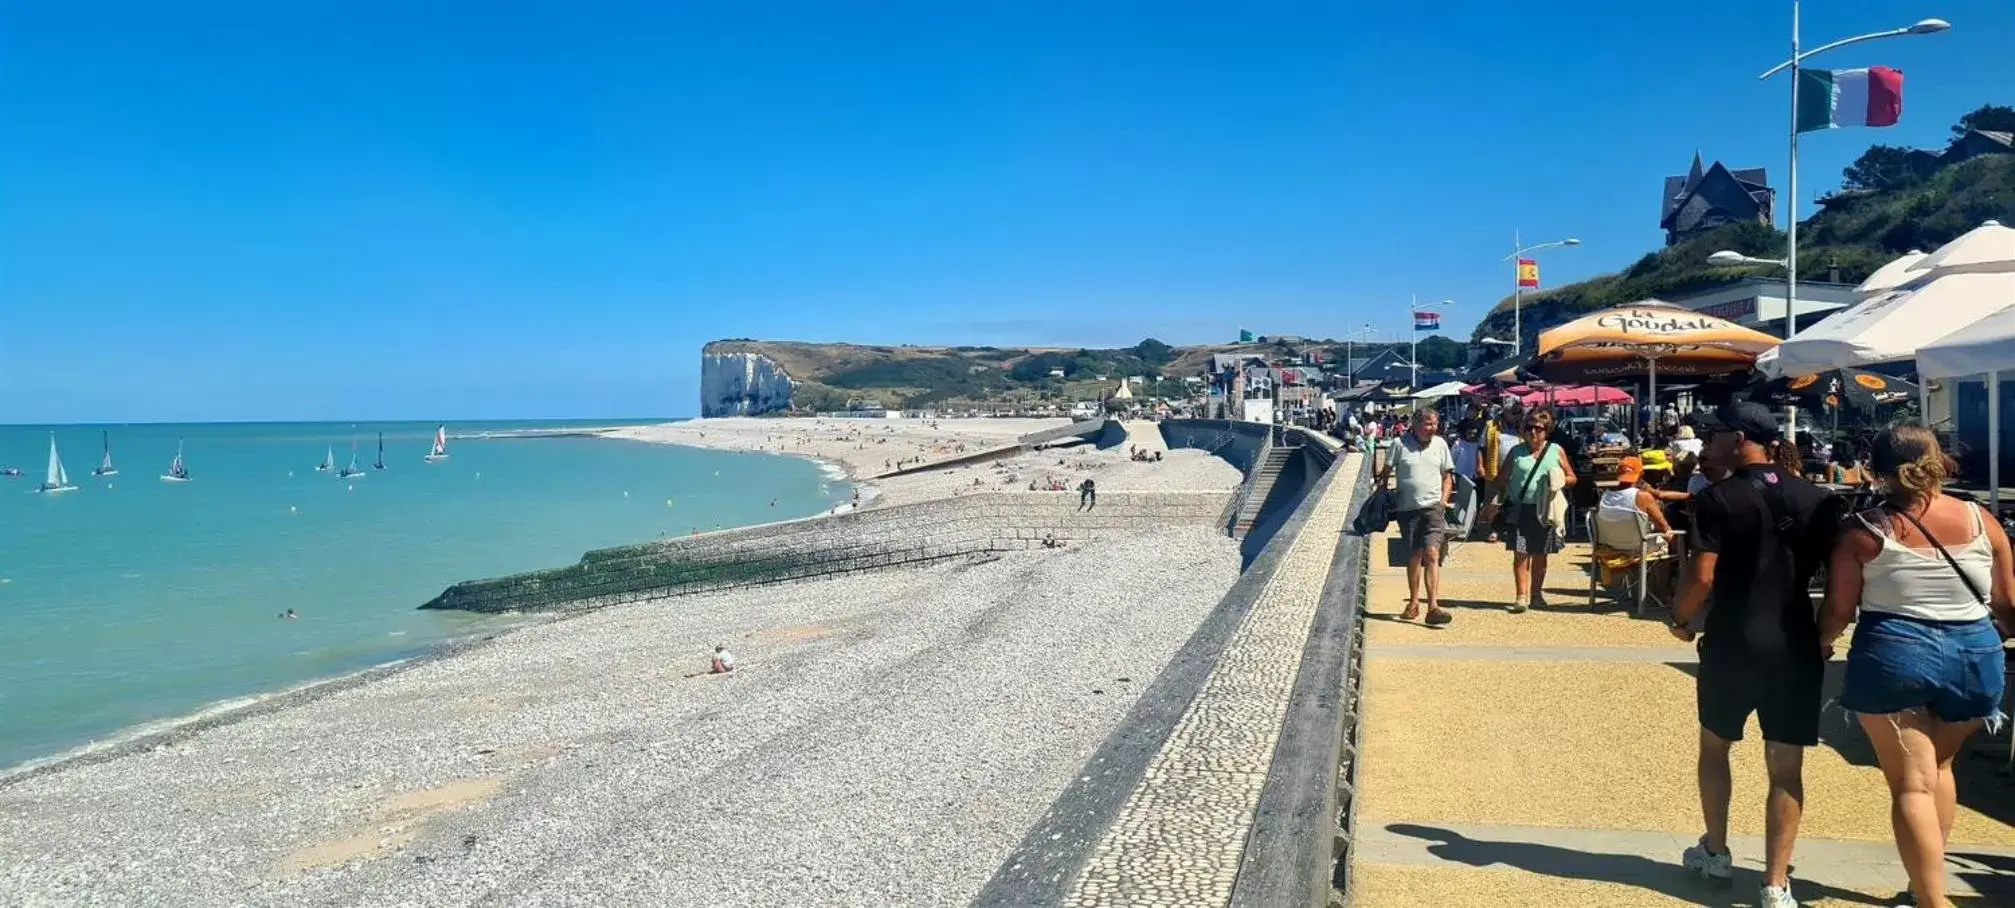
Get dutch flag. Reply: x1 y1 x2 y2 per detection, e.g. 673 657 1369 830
1413 311 1440 332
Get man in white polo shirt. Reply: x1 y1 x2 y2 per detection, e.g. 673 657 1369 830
1375 408 1456 626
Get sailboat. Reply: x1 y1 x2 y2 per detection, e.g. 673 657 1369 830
315 445 334 473
423 424 449 463
337 437 367 479
39 433 78 493
161 439 191 482
372 433 386 471
93 431 118 476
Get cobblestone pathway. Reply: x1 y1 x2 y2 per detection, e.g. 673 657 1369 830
1060 454 1361 908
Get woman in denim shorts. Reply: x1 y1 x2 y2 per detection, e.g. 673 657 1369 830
1820 426 2014 907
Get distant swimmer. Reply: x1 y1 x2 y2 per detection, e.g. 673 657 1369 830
280 609 299 620
710 644 736 674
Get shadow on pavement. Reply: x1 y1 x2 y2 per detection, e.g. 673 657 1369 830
1661 660 2015 863
1381 823 1888 906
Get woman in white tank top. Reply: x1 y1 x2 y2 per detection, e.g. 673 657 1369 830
1818 426 2015 907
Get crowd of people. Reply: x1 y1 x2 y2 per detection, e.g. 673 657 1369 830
1365 397 2013 907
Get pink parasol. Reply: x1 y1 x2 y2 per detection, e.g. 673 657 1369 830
1519 385 1633 407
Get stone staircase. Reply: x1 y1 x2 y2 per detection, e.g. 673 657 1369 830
1232 444 1299 538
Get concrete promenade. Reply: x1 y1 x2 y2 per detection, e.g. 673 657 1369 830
1352 533 2015 906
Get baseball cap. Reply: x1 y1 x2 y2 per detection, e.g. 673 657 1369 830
1615 455 1645 485
1640 449 1673 472
1698 400 1781 443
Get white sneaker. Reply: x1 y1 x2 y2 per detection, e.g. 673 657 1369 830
1760 882 1799 907
1681 837 1733 881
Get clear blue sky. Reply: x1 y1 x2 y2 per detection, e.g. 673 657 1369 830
3 1 2010 422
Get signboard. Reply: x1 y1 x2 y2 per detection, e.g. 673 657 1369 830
1697 298 1757 322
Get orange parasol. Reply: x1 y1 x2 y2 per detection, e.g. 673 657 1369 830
1527 302 1781 426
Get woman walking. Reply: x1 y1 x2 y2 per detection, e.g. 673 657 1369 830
1819 426 2013 907
1484 409 1577 612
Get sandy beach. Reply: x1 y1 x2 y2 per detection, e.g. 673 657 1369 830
605 417 1242 507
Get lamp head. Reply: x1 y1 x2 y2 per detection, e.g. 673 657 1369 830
1707 250 1749 266
1562 238 1581 246
1907 18 1951 34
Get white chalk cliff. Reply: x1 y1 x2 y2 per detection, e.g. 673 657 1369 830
700 350 795 417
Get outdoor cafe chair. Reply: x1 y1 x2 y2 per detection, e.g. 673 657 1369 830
1589 506 1684 618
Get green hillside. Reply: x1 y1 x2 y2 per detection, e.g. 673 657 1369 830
703 333 1469 413
1473 106 2015 345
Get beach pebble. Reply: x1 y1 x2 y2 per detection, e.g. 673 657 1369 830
0 526 1239 907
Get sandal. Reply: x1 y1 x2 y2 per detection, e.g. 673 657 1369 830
1508 602 1528 614
1425 608 1453 627
1401 604 1422 622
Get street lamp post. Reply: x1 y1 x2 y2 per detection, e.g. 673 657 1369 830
1755 4 1949 426
1410 296 1453 390
1342 324 1375 387
1505 233 1580 355
1749 3 1934 434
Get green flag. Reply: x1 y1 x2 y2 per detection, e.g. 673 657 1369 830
1239 329 1254 343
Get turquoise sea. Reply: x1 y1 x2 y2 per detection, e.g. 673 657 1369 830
0 421 846 771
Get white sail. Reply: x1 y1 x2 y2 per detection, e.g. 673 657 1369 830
96 432 115 474
318 445 334 471
162 440 190 481
426 425 449 461
42 434 75 491
339 438 365 477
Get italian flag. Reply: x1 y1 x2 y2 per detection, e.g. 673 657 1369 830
1796 66 1903 133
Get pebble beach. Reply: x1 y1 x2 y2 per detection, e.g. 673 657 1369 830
0 417 1249 906
606 416 1243 507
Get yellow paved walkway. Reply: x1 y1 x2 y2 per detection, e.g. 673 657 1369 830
1353 531 2015 906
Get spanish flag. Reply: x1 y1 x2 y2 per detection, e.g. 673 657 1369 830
1517 258 1540 289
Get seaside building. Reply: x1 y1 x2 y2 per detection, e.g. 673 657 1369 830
1660 152 1774 246
1657 275 1859 336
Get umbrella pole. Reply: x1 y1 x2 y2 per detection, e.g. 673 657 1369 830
1648 358 1658 442
1992 371 2001 518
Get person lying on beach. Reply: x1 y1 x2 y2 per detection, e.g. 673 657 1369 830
710 645 736 674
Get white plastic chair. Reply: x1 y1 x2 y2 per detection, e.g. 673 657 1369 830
1589 506 1684 617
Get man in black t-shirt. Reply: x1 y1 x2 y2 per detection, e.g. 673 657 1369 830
1666 401 1842 906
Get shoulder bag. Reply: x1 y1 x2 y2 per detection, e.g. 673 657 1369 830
1492 443 1551 536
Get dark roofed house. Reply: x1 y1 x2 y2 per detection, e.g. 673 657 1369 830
1660 152 1774 246
1943 129 2015 166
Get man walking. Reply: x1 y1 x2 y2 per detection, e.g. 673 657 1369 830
1375 408 1455 626
1667 401 1842 907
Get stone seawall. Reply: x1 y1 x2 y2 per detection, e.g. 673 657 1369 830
1158 419 1269 474
421 491 1232 614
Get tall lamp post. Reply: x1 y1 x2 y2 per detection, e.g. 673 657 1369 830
1505 233 1580 355
1410 296 1453 391
1342 324 1376 386
1754 6 1949 423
